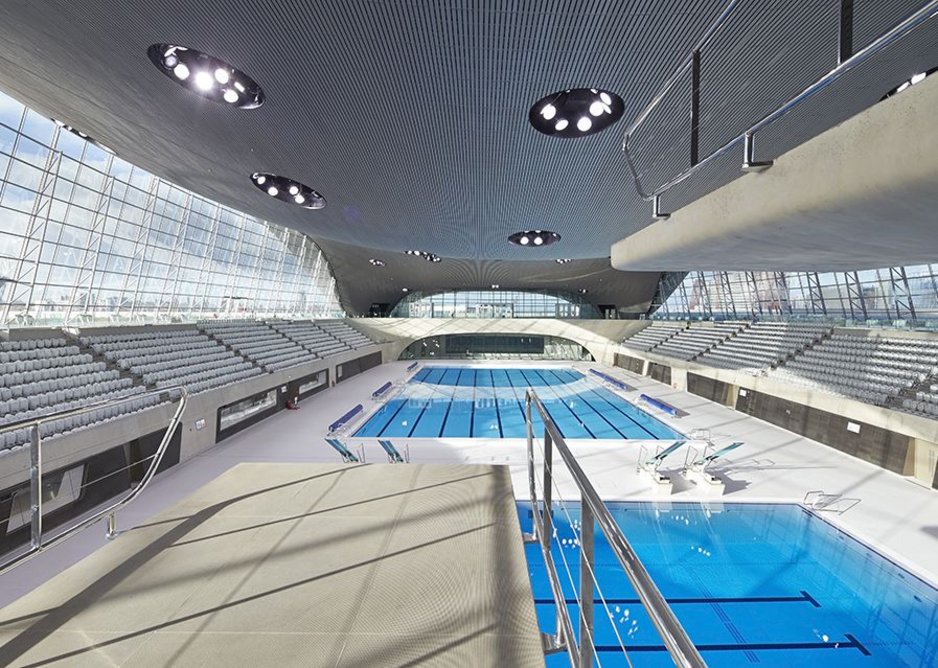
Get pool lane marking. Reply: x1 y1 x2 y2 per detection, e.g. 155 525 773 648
545 370 647 440
594 635 871 655
504 370 533 436
582 379 668 439
534 591 821 606
539 369 627 439
527 368 597 439
486 369 504 439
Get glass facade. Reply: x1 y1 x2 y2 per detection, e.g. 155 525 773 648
399 334 592 361
390 290 602 319
654 268 938 326
0 91 342 328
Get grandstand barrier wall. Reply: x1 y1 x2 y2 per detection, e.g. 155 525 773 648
615 336 938 489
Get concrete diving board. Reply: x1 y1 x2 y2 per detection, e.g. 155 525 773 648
0 463 543 667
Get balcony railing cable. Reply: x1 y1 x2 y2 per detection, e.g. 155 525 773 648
622 0 938 220
0 386 188 576
524 388 707 667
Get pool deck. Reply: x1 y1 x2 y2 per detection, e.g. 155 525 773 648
0 463 543 667
3 359 938 610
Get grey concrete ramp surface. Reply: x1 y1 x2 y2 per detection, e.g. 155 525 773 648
0 463 544 667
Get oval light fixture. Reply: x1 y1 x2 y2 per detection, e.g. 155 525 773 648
147 44 265 109
508 230 561 247
369 258 385 267
404 250 441 263
529 88 624 138
251 173 326 209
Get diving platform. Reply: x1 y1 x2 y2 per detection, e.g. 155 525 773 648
0 463 543 667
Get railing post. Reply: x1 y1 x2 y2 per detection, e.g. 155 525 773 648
524 393 538 543
29 423 42 550
741 132 773 172
839 0 854 64
106 513 118 539
578 501 596 668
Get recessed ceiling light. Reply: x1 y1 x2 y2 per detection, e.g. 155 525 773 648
491 284 500 289
369 258 385 267
509 230 561 247
148 44 265 109
528 88 624 138
556 258 572 264
578 288 588 294
403 250 441 263
402 287 409 293
251 173 326 209
194 70 214 91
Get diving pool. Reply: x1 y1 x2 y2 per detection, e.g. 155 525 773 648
520 501 938 667
354 367 682 439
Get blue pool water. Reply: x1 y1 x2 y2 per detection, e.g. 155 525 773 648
354 367 682 439
519 502 938 667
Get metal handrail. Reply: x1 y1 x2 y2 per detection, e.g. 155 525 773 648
0 385 188 576
622 0 938 205
525 389 706 667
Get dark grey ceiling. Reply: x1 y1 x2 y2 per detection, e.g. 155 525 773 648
0 0 932 313
317 237 660 314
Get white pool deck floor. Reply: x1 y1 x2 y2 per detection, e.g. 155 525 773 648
2 359 937 661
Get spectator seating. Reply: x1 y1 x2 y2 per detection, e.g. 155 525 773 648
0 338 157 453
770 334 938 406
316 321 376 349
621 322 686 351
200 320 313 372
697 322 832 370
651 321 748 361
83 327 262 393
268 321 350 358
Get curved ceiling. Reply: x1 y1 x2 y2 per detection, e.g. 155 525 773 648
0 0 932 314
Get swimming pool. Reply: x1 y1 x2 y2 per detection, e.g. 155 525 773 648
354 367 682 439
520 502 938 667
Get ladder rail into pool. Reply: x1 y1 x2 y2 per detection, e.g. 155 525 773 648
0 386 189 577
524 388 707 668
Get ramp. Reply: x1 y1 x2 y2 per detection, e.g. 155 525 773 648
0 463 542 667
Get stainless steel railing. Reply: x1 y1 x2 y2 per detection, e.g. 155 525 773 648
622 0 938 217
0 386 188 576
524 389 706 667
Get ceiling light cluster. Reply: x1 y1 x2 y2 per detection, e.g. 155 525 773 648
148 44 265 109
578 288 589 295
52 119 114 154
369 258 385 267
555 258 573 265
404 250 442 263
528 88 625 138
491 284 500 289
883 67 937 99
251 173 326 209
508 230 561 247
